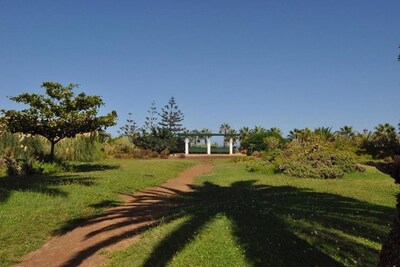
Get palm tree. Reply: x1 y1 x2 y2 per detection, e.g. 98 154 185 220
227 128 238 145
200 128 212 145
252 125 266 134
374 123 397 140
337 125 355 138
314 127 334 141
188 129 200 146
219 123 231 147
239 127 251 142
287 128 301 140
267 127 283 138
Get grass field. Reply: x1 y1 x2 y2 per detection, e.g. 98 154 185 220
0 159 195 267
106 159 398 267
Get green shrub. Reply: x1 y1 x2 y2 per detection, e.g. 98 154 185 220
56 134 103 162
0 156 68 176
32 161 67 174
0 131 104 162
274 140 364 179
102 137 139 158
0 132 47 160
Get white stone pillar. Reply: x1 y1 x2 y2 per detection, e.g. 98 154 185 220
207 137 211 155
185 138 189 155
229 138 233 155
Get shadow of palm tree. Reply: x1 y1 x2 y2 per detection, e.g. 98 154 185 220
0 174 95 203
142 181 395 266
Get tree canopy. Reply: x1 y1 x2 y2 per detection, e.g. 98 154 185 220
158 97 184 133
1 82 117 160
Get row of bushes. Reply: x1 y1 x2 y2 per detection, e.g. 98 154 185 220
0 131 103 162
0 131 188 176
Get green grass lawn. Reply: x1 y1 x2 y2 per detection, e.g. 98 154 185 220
0 158 195 267
106 159 399 267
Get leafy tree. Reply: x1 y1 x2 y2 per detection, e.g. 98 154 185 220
118 113 137 143
158 97 184 133
1 82 117 160
143 100 158 132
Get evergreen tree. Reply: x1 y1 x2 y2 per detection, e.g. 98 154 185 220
118 113 137 143
158 97 184 133
144 101 158 132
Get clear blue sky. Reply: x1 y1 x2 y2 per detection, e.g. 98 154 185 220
0 1 399 136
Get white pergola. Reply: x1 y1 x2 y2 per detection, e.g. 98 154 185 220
179 133 239 155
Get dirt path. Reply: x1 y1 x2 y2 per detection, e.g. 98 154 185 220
16 160 213 267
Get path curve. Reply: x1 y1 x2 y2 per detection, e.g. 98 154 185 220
15 160 213 267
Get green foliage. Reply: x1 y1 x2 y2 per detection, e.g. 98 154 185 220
102 137 139 158
1 82 117 160
133 127 184 154
55 134 103 162
241 129 284 152
158 97 184 133
275 139 365 179
361 123 399 159
0 131 104 163
314 127 335 141
0 157 68 176
0 131 46 160
143 100 158 132
118 113 137 143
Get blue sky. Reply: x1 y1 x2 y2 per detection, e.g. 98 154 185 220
0 1 399 136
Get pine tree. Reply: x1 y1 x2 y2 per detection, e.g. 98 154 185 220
158 97 184 133
118 113 137 142
144 101 158 132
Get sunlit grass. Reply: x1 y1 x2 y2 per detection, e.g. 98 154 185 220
0 159 195 267
106 159 398 267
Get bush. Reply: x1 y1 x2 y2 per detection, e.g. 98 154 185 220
274 140 364 179
56 134 103 162
102 137 139 158
0 156 68 176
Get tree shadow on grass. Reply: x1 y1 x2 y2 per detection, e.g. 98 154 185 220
142 181 395 266
0 174 95 203
52 180 395 267
70 163 120 173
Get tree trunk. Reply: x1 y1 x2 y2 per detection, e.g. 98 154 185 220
50 141 56 162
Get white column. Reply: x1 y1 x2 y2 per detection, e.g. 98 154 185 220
229 138 233 155
185 138 189 155
207 137 211 155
